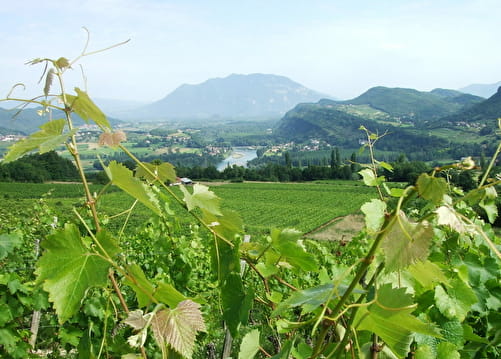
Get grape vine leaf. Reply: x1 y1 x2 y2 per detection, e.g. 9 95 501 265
354 284 441 357
408 260 450 290
0 232 22 260
434 279 478 322
436 342 460 359
479 186 498 223
154 282 187 308
417 173 447 205
135 162 177 184
151 300 206 359
222 273 254 337
66 87 111 130
270 228 318 271
3 119 77 163
124 264 155 307
361 199 387 233
359 168 384 187
105 161 161 215
381 212 433 272
436 206 469 233
238 329 260 359
180 183 222 216
35 224 111 324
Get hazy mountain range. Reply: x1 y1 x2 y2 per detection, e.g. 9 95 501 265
121 73 331 120
1 73 500 137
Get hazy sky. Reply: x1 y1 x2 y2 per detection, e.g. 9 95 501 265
1 0 500 103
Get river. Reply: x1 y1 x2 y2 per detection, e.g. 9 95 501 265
217 147 257 171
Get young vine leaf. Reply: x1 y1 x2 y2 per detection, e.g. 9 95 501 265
238 329 260 359
35 224 112 323
135 161 177 184
105 161 162 215
98 130 127 148
65 87 111 130
180 183 222 216
416 173 447 205
151 300 206 359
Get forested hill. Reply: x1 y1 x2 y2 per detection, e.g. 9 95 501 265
432 86 501 128
127 73 331 120
337 86 483 122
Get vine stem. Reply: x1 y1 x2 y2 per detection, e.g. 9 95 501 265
478 118 501 188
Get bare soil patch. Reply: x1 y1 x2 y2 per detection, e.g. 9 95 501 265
306 214 364 242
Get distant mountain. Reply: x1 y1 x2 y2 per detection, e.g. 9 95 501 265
459 81 501 98
274 86 493 157
126 73 331 121
336 86 483 122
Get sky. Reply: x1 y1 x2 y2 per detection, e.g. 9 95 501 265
1 0 501 104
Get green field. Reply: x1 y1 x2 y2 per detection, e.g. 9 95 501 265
0 180 376 236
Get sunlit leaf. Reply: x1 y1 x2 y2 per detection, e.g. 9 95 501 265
270 228 318 271
180 183 222 216
434 279 478 322
479 186 498 223
66 87 111 130
378 161 393 171
35 224 110 323
105 161 161 215
436 206 469 233
3 119 77 163
238 329 260 359
417 173 447 205
408 260 450 289
361 199 387 234
381 212 433 271
359 168 378 186
135 162 177 184
436 342 460 359
151 300 206 359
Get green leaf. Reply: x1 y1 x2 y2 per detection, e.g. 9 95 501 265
0 232 22 260
434 279 478 322
202 208 243 242
270 228 318 271
256 262 279 278
136 162 177 184
381 212 433 271
105 161 161 215
151 300 206 359
436 342 460 359
95 229 121 259
408 260 450 289
441 320 464 347
355 284 441 357
3 119 77 163
359 168 380 186
154 282 187 308
417 173 447 205
125 264 155 307
378 161 393 171
238 329 260 359
221 273 253 336
479 186 498 223
272 283 356 316
66 88 111 129
292 340 313 359
180 183 222 216
361 199 387 234
35 224 111 323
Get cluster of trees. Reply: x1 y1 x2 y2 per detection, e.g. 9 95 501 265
0 151 79 183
